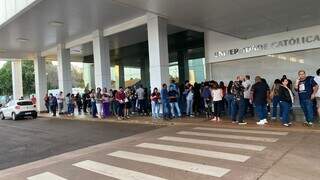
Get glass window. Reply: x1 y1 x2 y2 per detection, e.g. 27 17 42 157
188 58 206 84
169 62 179 83
124 67 141 87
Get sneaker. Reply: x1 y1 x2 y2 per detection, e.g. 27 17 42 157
308 122 313 126
271 117 276 120
232 120 237 124
257 120 265 125
238 122 247 125
283 123 289 127
190 115 195 118
117 117 122 120
288 122 292 125
210 117 217 121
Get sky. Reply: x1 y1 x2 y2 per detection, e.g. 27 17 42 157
0 61 6 68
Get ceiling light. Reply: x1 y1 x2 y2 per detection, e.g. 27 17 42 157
16 38 29 42
49 21 64 27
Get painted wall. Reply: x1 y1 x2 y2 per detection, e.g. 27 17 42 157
206 25 320 63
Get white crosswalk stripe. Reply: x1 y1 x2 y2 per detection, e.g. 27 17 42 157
73 160 167 180
177 131 278 142
194 127 289 136
27 172 67 180
136 143 250 162
158 136 266 151
108 151 231 178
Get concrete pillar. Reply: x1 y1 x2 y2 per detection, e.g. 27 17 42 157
178 50 189 83
11 60 23 100
92 30 111 89
83 63 95 89
34 55 47 112
57 44 72 97
147 14 169 89
204 31 212 81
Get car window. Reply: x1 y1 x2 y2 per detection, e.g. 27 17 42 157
17 101 33 106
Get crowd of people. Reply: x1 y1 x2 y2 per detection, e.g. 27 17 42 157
43 68 320 127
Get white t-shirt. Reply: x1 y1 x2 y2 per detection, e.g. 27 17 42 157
242 80 252 99
211 89 223 101
314 76 320 97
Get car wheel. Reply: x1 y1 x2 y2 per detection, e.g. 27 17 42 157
0 113 4 120
12 113 16 121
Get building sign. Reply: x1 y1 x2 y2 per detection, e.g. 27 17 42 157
214 34 320 58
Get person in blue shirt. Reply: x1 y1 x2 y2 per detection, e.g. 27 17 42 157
294 70 319 126
160 83 170 119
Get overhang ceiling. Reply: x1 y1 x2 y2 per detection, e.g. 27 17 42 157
1 0 320 59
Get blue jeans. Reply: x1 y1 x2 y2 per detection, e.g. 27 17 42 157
186 99 193 116
272 96 282 118
67 103 74 114
280 101 292 124
151 101 160 118
170 102 181 117
255 104 267 120
300 99 314 122
162 101 170 118
91 101 97 117
225 94 234 117
231 98 245 122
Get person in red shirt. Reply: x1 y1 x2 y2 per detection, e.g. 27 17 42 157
115 87 126 120
31 95 37 105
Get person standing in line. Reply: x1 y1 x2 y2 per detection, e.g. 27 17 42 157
219 81 227 115
49 93 58 117
168 85 181 118
136 85 146 116
124 87 132 119
150 88 161 119
211 81 223 122
82 89 90 114
225 81 234 118
184 85 194 117
31 95 37 105
161 84 170 120
57 91 65 114
251 76 270 125
90 89 98 118
102 88 111 118
270 79 282 121
115 87 126 120
279 78 294 127
201 82 212 118
43 93 50 113
96 88 103 119
243 75 254 117
314 68 320 120
66 93 75 116
294 70 318 126
231 76 247 125
75 93 82 115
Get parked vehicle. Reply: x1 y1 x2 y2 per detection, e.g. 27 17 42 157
0 100 37 120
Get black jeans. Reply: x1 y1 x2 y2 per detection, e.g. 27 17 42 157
50 105 57 116
244 98 254 117
213 101 222 117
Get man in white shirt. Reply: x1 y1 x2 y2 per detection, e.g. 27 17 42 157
57 91 65 114
242 75 254 117
315 69 320 118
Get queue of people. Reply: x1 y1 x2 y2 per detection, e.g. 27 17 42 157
43 68 320 127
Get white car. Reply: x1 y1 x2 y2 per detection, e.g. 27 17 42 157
0 100 37 120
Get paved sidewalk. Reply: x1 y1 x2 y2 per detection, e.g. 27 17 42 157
0 124 319 180
39 113 320 133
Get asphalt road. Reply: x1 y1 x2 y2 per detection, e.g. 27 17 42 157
0 117 160 170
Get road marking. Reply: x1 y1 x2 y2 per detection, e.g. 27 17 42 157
158 136 266 151
194 127 288 136
73 160 166 180
27 172 67 180
108 151 230 177
136 143 250 162
177 131 278 142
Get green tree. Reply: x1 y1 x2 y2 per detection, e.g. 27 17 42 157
0 62 12 95
22 61 35 95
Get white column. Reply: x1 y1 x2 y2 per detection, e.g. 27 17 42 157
92 30 111 89
204 31 212 81
57 44 72 95
11 60 23 100
147 14 169 89
34 55 47 112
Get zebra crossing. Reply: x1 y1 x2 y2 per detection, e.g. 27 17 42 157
26 126 289 180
